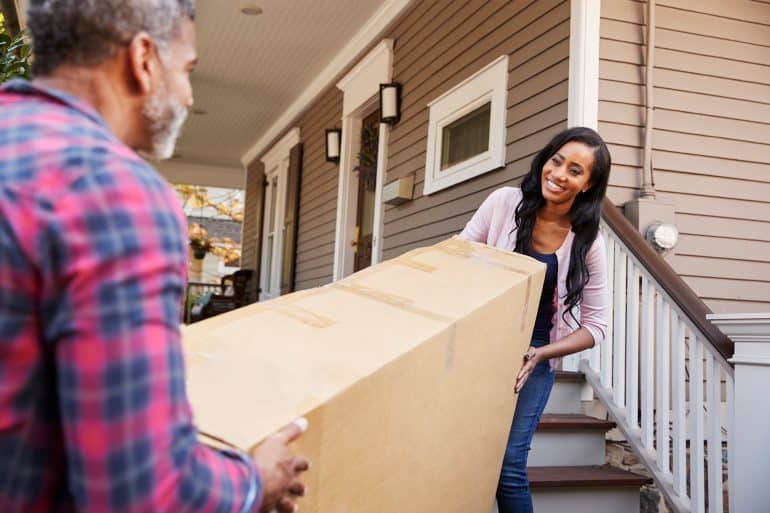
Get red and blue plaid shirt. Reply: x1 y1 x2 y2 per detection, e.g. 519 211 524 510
0 80 261 513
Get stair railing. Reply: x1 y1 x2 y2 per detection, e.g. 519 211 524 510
570 199 735 513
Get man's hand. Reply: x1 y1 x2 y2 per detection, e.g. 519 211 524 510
515 346 541 393
251 418 311 513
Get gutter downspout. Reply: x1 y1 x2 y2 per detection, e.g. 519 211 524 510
640 0 656 199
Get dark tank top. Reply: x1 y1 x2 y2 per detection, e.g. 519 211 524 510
525 247 558 345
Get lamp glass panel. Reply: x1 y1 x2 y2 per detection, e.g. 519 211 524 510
440 102 490 171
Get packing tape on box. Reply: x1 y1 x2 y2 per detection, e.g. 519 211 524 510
395 239 535 333
273 304 337 328
330 282 452 324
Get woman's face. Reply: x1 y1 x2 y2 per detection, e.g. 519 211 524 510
540 140 595 207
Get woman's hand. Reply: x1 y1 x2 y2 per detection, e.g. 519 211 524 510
515 346 541 393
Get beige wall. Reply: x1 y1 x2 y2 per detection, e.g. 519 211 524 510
242 0 570 291
598 0 770 313
382 0 571 259
242 87 342 292
293 88 343 290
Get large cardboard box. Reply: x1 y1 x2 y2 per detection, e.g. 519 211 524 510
183 237 544 512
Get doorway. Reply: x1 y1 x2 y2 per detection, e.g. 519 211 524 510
353 109 380 272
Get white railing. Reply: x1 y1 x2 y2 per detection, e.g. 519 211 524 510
571 222 734 513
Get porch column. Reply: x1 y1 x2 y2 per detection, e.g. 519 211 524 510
708 312 770 513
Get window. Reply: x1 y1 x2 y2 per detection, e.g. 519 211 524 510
258 127 300 301
441 102 491 170
424 55 509 195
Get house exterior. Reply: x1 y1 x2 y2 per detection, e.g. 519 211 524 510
239 0 770 317
236 5 770 506
6 0 767 510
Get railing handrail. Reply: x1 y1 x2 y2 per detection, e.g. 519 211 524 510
601 197 734 362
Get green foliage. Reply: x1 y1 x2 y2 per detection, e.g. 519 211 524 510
0 27 31 83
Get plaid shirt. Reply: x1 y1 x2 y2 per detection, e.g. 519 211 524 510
0 80 261 513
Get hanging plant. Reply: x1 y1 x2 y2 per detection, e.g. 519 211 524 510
353 122 379 190
0 29 31 83
188 223 213 259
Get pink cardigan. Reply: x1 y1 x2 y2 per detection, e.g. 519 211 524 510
459 187 609 360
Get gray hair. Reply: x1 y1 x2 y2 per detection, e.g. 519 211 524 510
28 0 195 76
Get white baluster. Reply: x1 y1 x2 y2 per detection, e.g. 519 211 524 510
626 263 640 427
707 354 724 513
671 316 687 498
690 337 706 513
726 373 735 513
640 277 655 450
602 237 615 389
655 296 671 474
613 248 627 406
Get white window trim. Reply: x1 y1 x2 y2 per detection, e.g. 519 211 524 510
258 128 300 301
333 40 393 281
424 54 509 196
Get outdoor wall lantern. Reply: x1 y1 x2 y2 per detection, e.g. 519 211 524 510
379 82 402 125
325 128 342 163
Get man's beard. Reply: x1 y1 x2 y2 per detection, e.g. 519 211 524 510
140 82 188 160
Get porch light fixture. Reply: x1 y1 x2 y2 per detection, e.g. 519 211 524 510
379 82 402 125
325 128 342 163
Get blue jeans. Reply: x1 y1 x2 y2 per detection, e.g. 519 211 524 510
496 357 555 513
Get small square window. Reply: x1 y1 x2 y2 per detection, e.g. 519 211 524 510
424 55 509 195
441 102 491 170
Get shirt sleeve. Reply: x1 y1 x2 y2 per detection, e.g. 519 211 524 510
459 188 503 243
38 165 262 513
580 232 609 345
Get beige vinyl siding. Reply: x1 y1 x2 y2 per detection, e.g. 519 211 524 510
294 87 343 291
382 0 571 260
241 86 342 293
599 0 770 313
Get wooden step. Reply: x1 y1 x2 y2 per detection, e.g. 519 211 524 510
528 465 652 488
554 370 585 383
537 413 615 431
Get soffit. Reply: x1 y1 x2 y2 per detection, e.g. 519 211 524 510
172 0 386 170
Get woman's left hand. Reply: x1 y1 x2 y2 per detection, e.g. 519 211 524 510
515 346 541 393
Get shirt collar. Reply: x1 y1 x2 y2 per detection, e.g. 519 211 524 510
1 78 111 130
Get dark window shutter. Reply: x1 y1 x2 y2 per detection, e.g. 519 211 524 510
280 143 303 295
249 163 266 302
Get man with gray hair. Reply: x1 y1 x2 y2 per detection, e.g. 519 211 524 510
0 1 309 512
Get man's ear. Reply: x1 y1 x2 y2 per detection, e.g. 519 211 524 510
127 32 158 95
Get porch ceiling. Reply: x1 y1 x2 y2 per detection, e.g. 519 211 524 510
173 0 386 171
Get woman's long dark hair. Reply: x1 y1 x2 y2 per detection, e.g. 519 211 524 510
513 126 611 325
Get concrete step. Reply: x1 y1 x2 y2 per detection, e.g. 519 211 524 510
529 465 652 513
544 370 584 414
528 414 615 466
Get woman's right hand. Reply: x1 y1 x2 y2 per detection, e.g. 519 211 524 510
515 346 541 393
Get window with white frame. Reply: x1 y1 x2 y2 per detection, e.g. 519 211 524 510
258 127 299 301
424 55 509 195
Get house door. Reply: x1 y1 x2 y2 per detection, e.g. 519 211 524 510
353 109 379 272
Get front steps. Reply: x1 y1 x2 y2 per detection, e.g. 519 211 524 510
529 371 652 513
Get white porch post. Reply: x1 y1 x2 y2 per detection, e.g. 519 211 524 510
565 0 600 379
708 312 770 513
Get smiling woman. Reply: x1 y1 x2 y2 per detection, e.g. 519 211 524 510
459 126 612 513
